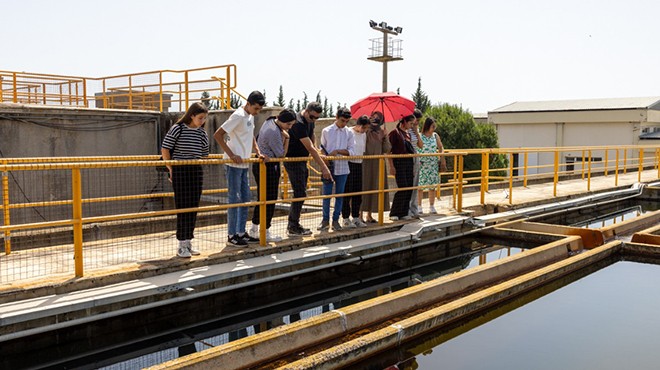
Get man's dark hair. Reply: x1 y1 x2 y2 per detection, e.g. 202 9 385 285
336 106 352 118
247 90 266 106
413 108 423 119
306 101 323 114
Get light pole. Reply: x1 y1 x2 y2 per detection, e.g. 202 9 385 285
368 20 403 92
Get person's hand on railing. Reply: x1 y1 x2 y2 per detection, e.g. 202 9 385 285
229 154 243 164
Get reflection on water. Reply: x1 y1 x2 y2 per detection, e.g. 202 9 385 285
353 259 660 370
535 199 660 227
3 237 534 370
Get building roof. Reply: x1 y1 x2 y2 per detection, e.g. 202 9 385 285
490 97 660 113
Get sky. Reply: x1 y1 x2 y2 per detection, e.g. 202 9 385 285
2 0 660 114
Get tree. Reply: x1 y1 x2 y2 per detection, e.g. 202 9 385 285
200 91 211 108
262 90 268 107
230 93 243 109
274 85 286 107
411 77 431 113
425 103 506 178
302 92 308 109
288 98 295 110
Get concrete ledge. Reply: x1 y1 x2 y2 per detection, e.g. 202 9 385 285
278 241 622 369
148 236 580 370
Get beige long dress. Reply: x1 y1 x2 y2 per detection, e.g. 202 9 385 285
361 127 392 212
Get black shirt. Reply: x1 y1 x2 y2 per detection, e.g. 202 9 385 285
286 112 315 157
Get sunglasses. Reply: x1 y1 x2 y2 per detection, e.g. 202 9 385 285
308 114 320 120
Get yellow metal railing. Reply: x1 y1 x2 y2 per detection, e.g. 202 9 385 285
0 65 240 112
2 144 660 282
445 145 660 205
0 153 465 281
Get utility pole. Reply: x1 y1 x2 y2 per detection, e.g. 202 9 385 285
368 20 403 92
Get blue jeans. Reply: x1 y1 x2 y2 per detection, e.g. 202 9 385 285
226 166 250 236
322 174 348 221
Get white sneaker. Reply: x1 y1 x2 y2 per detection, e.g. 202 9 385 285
353 218 368 228
248 224 259 239
266 229 282 242
185 240 200 256
177 242 191 258
390 216 399 221
342 218 356 228
429 205 437 214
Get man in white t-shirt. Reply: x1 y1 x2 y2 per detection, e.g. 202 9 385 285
213 91 265 247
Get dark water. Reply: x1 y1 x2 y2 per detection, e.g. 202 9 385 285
1 237 532 370
534 199 660 227
353 260 660 370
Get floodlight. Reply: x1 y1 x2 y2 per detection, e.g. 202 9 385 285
379 21 387 28
394 26 403 34
369 20 377 27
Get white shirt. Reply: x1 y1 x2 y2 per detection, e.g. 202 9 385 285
349 127 366 164
220 107 255 169
321 122 355 176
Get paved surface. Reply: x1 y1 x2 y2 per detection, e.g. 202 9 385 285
0 169 658 291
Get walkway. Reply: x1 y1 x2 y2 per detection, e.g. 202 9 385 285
0 169 658 293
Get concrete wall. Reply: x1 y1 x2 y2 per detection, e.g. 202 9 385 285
0 103 162 157
0 104 284 224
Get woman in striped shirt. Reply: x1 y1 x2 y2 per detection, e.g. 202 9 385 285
161 102 209 258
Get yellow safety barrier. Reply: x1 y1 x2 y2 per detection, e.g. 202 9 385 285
1 144 658 283
0 65 240 112
0 153 465 282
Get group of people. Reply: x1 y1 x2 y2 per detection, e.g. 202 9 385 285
161 92 446 258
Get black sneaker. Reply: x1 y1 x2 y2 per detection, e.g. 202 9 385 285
240 233 259 244
227 234 248 246
287 224 312 236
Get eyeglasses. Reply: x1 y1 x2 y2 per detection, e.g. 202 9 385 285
308 114 320 120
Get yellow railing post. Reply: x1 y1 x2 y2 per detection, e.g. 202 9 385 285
184 71 189 109
457 155 464 213
225 66 231 109
480 152 487 205
128 76 133 110
638 149 644 182
508 152 514 204
2 163 11 255
452 154 457 209
604 149 608 176
72 168 84 277
587 150 592 191
102 79 107 108
378 158 385 225
615 149 619 186
259 160 267 247
159 72 163 112
623 149 628 174
523 151 528 187
82 78 88 107
581 150 585 179
553 150 559 197
12 72 17 103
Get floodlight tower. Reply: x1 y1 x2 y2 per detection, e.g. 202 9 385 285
368 20 403 92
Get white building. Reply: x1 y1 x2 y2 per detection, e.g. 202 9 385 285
488 97 660 174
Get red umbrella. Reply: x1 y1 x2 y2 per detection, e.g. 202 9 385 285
350 92 416 122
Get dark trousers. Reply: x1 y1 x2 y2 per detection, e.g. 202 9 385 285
251 162 281 229
284 161 308 227
390 158 413 218
342 162 363 219
172 165 203 240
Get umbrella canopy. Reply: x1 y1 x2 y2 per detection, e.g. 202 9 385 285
350 92 416 122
